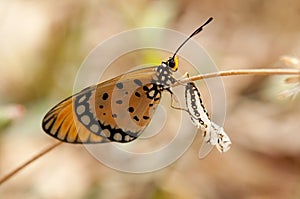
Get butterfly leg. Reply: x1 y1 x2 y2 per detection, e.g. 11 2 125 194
165 87 190 113
174 72 190 86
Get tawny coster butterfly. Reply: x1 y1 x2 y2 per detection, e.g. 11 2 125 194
184 79 231 158
42 17 213 144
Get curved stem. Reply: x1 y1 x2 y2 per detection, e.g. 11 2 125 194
0 141 62 185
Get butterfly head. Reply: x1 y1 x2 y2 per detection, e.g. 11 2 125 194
166 56 179 72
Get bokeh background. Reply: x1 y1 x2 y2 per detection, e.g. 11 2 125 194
1 0 300 199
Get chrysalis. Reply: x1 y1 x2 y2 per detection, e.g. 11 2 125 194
184 81 231 158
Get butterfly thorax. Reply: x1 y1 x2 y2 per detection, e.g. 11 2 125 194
151 62 177 89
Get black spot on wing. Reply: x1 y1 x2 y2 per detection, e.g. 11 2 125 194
102 93 109 100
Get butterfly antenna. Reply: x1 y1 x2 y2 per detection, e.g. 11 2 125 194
172 17 213 59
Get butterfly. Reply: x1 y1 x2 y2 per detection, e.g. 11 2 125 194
184 80 231 158
42 17 213 144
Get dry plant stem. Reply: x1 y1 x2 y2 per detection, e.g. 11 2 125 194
0 141 62 185
0 68 299 186
175 68 300 86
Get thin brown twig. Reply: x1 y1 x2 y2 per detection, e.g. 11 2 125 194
0 68 299 186
175 68 300 85
0 141 62 185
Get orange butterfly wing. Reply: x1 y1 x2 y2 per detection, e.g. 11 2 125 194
42 88 107 143
42 67 163 143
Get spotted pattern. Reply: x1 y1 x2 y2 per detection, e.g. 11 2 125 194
152 63 177 88
184 81 232 157
74 90 100 134
141 84 162 100
74 90 138 142
185 82 211 131
97 121 138 142
42 59 178 144
42 89 107 143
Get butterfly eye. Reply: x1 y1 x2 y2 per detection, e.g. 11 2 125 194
167 56 179 72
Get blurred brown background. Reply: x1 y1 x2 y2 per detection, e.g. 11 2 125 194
1 0 300 199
